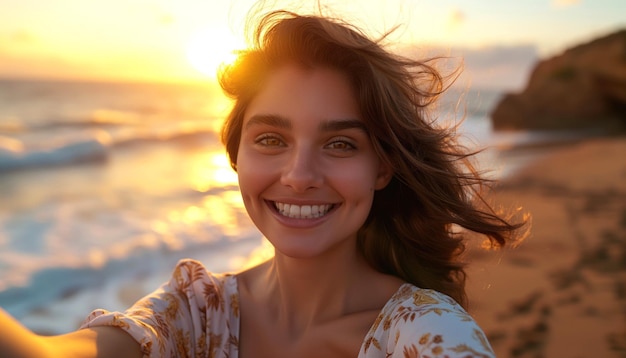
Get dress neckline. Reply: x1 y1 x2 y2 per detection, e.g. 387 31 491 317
227 274 413 355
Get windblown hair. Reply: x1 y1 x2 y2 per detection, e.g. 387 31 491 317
218 10 527 307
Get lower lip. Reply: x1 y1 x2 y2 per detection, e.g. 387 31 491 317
265 201 334 228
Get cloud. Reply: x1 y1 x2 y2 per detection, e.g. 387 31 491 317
400 44 538 90
457 45 537 68
447 9 465 30
454 45 539 90
9 30 37 44
552 0 582 8
139 3 175 25
0 30 37 53
0 52 78 80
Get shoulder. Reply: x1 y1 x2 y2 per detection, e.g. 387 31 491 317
167 259 237 296
362 284 494 358
170 258 234 286
375 284 477 335
386 284 469 319
81 259 241 357
166 258 238 310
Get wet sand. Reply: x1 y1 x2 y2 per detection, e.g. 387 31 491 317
467 136 626 357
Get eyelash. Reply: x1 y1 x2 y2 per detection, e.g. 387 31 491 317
255 134 284 147
326 139 356 151
253 134 357 151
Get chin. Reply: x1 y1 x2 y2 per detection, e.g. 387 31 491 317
268 236 352 261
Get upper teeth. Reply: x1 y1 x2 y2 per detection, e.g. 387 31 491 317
274 202 333 218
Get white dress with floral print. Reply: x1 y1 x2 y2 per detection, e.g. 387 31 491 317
80 259 495 357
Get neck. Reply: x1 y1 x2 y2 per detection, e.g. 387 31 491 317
262 243 375 331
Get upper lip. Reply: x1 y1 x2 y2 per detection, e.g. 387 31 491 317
269 199 336 206
266 196 338 206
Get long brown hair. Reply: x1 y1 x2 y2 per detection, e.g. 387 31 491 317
218 10 527 308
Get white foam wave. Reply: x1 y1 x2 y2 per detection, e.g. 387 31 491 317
0 131 111 172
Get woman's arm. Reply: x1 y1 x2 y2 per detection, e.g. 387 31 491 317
1 308 142 358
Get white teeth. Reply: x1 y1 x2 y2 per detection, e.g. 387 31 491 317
274 202 333 219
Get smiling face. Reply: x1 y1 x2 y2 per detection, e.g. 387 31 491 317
236 64 392 259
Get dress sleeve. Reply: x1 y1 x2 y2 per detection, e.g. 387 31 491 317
79 259 237 358
360 286 495 358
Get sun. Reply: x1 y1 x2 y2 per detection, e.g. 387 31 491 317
185 27 246 79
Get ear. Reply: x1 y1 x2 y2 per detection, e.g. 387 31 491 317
374 161 393 190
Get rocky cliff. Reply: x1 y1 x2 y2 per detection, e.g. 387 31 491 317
491 29 626 131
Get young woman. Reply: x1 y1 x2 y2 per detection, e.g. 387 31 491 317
0 10 526 358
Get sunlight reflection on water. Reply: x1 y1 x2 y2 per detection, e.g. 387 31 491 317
190 151 238 192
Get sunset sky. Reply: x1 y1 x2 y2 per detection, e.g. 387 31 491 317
1 0 624 89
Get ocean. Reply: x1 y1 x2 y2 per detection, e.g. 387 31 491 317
0 78 547 335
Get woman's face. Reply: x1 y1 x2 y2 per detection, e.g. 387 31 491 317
236 64 391 259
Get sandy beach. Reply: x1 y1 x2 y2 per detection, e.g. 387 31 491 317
466 136 626 357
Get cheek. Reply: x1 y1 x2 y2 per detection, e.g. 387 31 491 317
236 165 266 221
236 156 260 194
236 148 278 197
330 161 380 197
235 148 254 194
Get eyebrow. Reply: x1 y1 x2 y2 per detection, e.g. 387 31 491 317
245 114 291 130
245 114 367 133
319 118 367 133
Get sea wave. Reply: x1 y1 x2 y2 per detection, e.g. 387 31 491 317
26 109 144 130
0 133 110 172
0 124 219 172
0 231 261 319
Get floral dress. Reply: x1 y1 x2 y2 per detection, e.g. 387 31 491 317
80 259 495 357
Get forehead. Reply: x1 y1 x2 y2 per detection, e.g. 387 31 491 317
243 64 361 124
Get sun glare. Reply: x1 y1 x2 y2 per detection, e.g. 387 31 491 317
186 27 246 79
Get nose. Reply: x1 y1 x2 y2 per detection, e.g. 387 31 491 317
280 145 323 192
